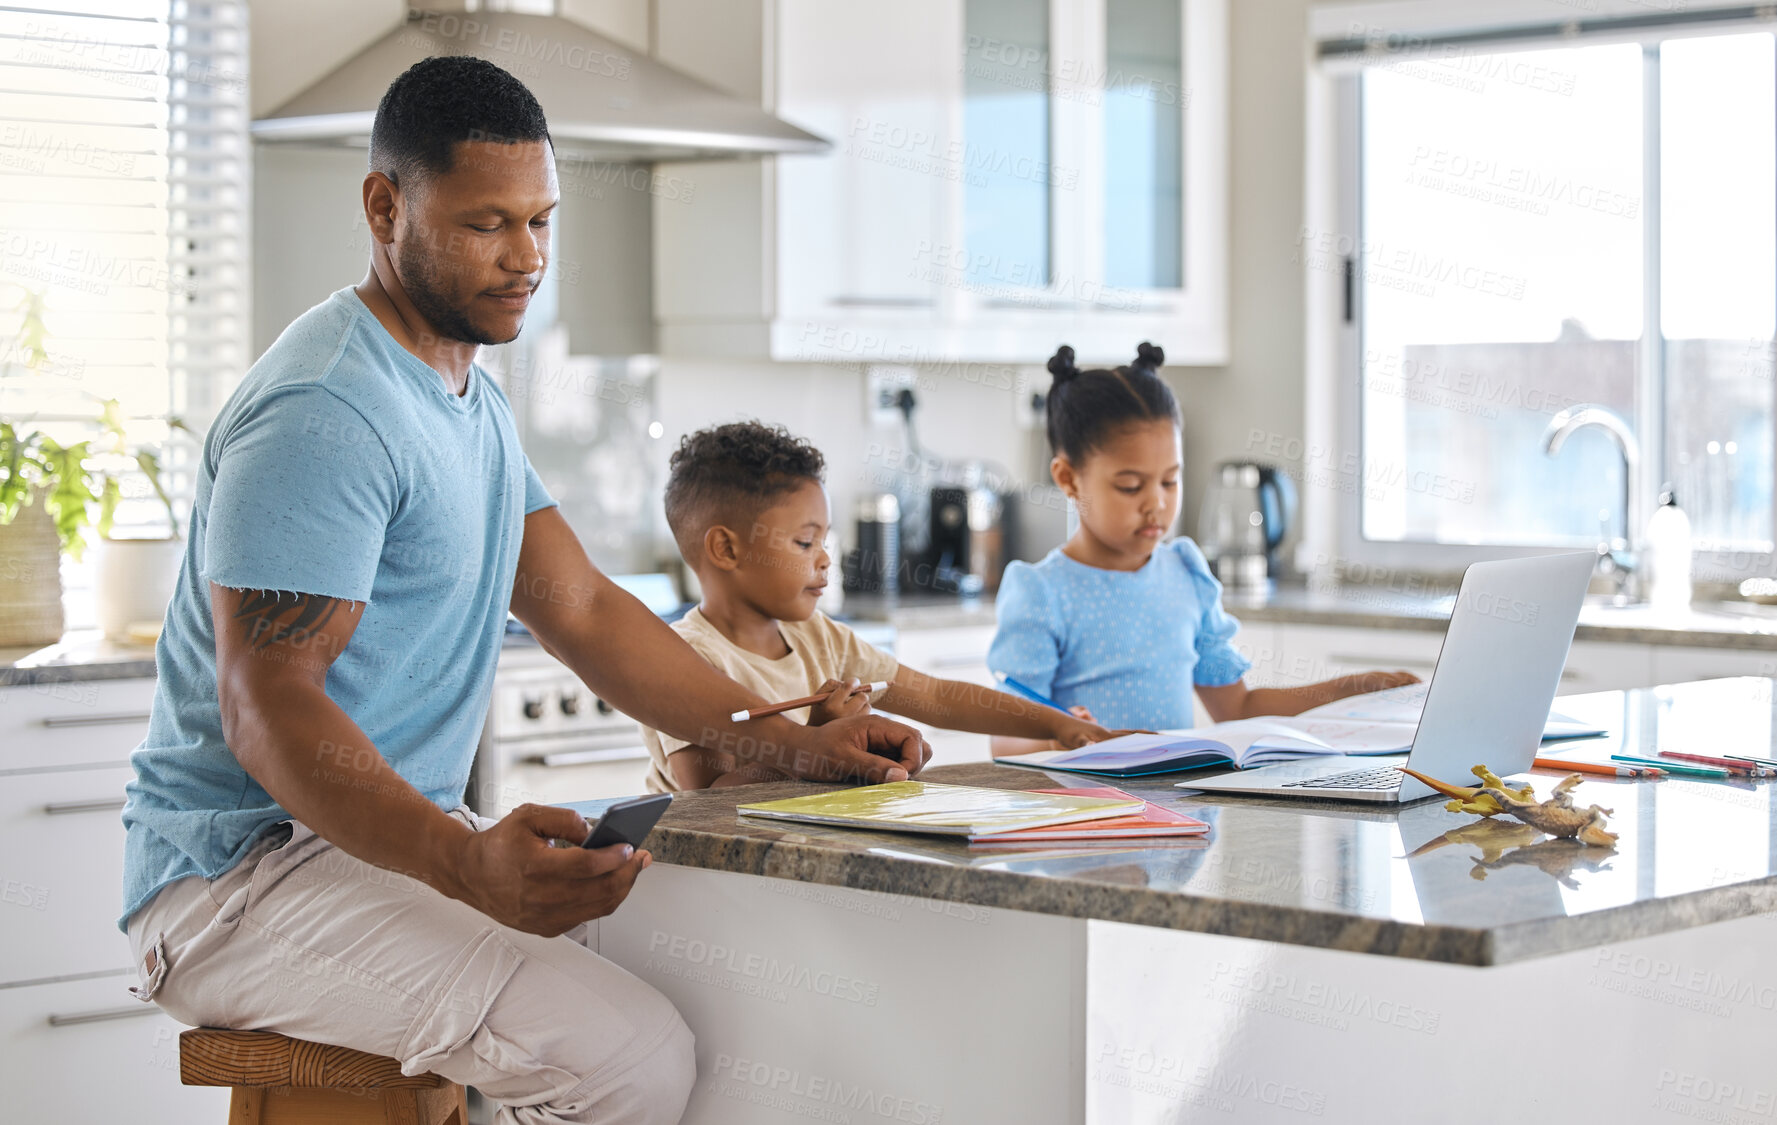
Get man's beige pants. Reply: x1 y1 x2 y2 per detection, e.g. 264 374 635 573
126 808 696 1125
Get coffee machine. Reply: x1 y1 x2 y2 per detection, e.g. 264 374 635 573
1197 462 1296 587
919 483 1010 596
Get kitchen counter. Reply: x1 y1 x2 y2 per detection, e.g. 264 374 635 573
590 676 1777 1124
14 579 1774 689
0 630 158 687
844 580 1777 651
1227 581 1777 650
604 677 1777 968
834 590 1000 630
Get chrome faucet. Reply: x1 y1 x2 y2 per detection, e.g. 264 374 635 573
1541 405 1642 603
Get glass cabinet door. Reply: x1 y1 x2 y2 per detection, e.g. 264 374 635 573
963 0 1052 294
1103 0 1182 290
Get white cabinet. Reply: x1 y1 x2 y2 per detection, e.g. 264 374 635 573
0 974 229 1124
2 765 138 982
891 623 1000 766
654 0 1228 364
1650 645 1777 685
0 677 217 1123
1243 622 1446 688
1239 620 1774 698
1562 640 1656 694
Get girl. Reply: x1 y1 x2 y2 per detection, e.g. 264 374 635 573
988 343 1417 756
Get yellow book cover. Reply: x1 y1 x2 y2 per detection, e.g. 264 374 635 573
737 781 1144 838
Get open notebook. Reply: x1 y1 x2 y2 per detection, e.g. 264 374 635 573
997 688 1608 778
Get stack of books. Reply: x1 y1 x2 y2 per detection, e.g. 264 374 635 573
737 781 1210 845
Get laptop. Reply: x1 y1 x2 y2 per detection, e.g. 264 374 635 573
1184 551 1595 804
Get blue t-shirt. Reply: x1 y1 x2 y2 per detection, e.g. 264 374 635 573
987 538 1251 731
119 288 556 929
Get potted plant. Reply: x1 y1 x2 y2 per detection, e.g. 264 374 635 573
1 287 190 646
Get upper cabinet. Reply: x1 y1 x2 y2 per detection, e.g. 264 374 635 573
653 0 1228 365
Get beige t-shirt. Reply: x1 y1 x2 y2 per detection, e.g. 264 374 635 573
640 607 900 793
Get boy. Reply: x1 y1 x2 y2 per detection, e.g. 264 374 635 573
641 421 1111 791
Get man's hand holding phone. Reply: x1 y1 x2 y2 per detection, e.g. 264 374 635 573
451 802 652 937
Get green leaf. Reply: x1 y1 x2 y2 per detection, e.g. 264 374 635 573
135 449 179 537
97 476 120 538
37 438 97 560
10 288 49 372
98 398 127 449
0 422 27 522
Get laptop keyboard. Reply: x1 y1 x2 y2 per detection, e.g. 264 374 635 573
1283 766 1404 791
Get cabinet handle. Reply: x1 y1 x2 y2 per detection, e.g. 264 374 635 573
49 1005 160 1028
927 654 985 669
1327 654 1438 670
827 296 935 309
532 746 651 768
45 797 128 815
41 712 153 729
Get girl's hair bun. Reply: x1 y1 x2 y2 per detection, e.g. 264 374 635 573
1132 341 1164 372
1047 345 1080 384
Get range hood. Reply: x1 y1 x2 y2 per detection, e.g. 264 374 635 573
251 8 828 162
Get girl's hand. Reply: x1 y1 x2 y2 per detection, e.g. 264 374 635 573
807 678 874 726
1348 669 1421 696
1050 713 1114 750
1067 704 1098 724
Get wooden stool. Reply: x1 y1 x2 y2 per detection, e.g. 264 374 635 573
179 1028 469 1125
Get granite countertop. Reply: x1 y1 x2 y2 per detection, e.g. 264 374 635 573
12 580 1777 687
0 630 158 687
835 592 1000 631
603 678 1777 967
1226 583 1777 650
847 580 1777 650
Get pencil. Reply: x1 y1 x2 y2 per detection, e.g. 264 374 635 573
998 674 1069 712
1612 754 1730 778
1657 750 1771 777
1724 752 1777 768
730 681 890 723
1533 757 1660 778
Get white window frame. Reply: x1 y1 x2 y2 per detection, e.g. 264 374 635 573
1322 16 1777 585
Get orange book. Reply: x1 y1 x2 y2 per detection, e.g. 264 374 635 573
968 787 1210 845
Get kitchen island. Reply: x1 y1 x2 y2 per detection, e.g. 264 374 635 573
581 677 1777 1124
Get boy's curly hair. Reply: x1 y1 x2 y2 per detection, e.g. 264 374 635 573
664 421 827 562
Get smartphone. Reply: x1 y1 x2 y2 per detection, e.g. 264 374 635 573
580 793 672 850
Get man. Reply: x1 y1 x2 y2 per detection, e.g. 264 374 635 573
119 56 928 1125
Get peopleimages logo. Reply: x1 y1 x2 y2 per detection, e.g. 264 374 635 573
710 1054 943 1124
648 931 881 1006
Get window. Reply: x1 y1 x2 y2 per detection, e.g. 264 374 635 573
1330 20 1776 578
0 0 247 541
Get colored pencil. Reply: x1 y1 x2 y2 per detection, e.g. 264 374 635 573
1611 754 1730 778
1532 757 1660 778
730 681 890 723
1657 751 1772 777
1724 752 1777 768
998 674 1070 713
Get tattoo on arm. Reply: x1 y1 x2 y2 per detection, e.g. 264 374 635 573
231 590 343 651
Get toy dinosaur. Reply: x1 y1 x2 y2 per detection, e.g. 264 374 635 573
1400 765 1618 848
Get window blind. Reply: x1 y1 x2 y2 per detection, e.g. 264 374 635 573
0 0 248 536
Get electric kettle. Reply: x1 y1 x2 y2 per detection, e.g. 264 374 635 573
1197 461 1297 587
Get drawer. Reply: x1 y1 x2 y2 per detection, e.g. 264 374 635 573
1254 624 1447 687
1650 645 1777 688
0 974 229 1124
0 678 157 773
1561 640 1656 694
893 625 998 680
1 766 137 984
